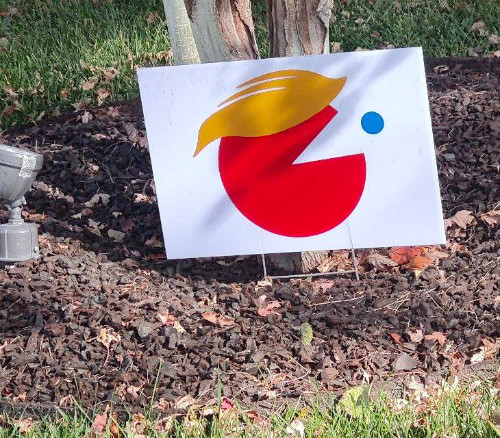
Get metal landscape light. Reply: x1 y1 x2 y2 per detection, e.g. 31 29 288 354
0 143 44 263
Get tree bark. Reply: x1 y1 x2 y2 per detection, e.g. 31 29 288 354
266 0 334 273
184 0 260 62
267 0 333 57
168 0 335 274
163 0 200 65
266 250 330 274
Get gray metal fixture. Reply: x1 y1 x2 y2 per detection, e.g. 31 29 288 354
0 143 44 263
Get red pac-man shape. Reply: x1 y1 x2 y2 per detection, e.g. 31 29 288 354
218 105 366 237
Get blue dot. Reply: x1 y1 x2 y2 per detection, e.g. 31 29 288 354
361 111 384 134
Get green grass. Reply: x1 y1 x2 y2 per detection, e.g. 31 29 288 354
0 381 499 437
1 0 499 129
329 0 500 56
0 0 169 128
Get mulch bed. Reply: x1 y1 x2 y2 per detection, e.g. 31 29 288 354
0 57 498 413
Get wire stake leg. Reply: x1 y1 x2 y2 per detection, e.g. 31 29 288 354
261 253 268 279
351 247 360 281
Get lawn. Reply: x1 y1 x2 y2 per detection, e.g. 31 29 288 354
1 381 499 437
1 0 499 129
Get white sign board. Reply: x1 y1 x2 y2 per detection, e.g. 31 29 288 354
138 47 445 259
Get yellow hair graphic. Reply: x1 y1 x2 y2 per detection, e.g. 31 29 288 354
194 69 346 156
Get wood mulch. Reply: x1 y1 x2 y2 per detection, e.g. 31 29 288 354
0 57 498 413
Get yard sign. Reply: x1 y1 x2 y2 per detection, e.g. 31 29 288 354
138 47 446 259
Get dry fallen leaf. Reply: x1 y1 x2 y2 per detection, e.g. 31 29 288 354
154 398 171 411
156 416 175 432
72 99 88 111
424 331 447 346
4 85 17 97
215 315 235 327
104 67 119 82
216 260 232 266
433 64 449 74
245 410 268 428
389 246 424 265
52 106 61 117
311 278 336 292
146 11 158 24
317 250 351 272
201 312 235 327
12 392 27 403
134 193 153 204
13 418 35 434
108 229 125 242
331 41 342 53
130 413 147 437
390 332 404 345
2 106 15 117
423 246 449 264
109 413 120 438
80 111 93 124
470 20 488 36
86 218 102 237
256 277 273 290
126 384 142 399
156 311 175 326
107 106 120 117
471 339 500 363
220 396 234 411
173 320 186 333
156 50 173 61
59 394 74 407
99 328 121 349
445 210 475 229
408 255 433 270
446 241 464 254
405 375 430 402
480 210 500 226
394 352 419 371
91 405 109 433
285 418 305 437
364 253 398 270
470 350 486 364
174 394 196 410
97 88 110 105
124 122 141 143
81 76 98 91
481 338 500 359
145 236 164 248
408 328 424 343
257 300 281 317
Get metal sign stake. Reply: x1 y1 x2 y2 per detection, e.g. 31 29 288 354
259 220 361 281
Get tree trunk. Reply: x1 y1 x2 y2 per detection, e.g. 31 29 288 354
266 250 330 274
267 0 333 57
167 0 335 274
163 0 200 65
266 0 334 274
184 0 259 62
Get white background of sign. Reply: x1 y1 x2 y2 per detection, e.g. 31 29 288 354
138 47 445 259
